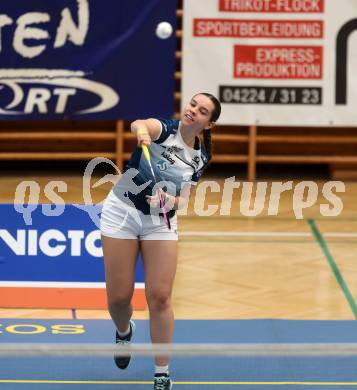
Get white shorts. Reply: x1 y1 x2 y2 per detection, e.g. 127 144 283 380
100 190 178 240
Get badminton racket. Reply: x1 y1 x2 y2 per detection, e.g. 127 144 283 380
141 145 171 230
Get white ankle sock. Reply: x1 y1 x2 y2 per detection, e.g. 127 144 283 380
155 365 169 375
117 324 130 338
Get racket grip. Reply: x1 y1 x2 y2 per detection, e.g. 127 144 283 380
141 145 151 162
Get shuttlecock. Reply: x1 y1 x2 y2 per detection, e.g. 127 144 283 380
156 22 173 39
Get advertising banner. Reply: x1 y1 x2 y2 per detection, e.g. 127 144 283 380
0 204 146 309
182 0 357 126
0 0 176 120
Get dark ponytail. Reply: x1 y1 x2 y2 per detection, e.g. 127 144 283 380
203 129 212 162
196 92 221 163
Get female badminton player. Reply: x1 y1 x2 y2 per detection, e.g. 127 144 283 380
100 93 221 390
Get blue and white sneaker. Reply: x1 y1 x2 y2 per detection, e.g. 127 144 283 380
114 320 136 369
153 374 173 390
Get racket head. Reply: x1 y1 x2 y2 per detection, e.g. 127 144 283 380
142 144 171 230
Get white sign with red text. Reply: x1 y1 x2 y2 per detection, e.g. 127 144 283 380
182 0 357 126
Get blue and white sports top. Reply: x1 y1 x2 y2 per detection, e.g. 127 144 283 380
112 118 209 216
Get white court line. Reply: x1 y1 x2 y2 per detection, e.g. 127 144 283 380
180 231 311 237
325 232 357 238
180 231 357 238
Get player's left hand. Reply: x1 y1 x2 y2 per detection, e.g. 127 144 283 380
146 189 172 208
145 193 161 207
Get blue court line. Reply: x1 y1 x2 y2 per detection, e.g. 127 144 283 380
308 219 357 319
2 319 357 343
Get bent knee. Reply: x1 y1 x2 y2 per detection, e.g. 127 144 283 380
146 291 172 311
107 293 133 312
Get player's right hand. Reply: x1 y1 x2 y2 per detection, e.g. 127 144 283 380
137 130 151 146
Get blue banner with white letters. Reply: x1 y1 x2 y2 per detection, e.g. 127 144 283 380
0 204 144 283
0 0 177 119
